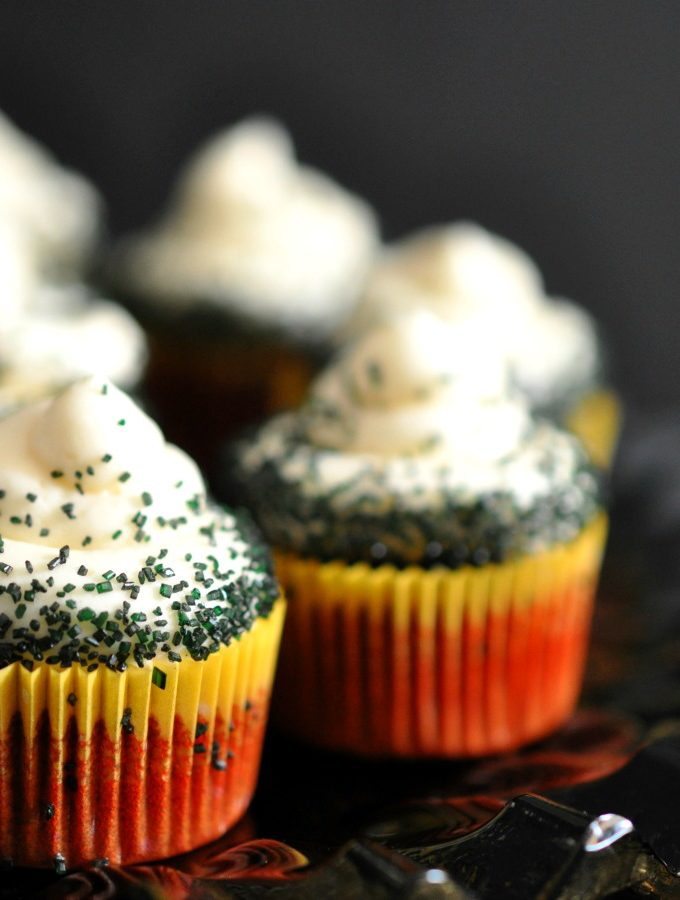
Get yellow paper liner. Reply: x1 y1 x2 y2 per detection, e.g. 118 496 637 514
0 599 285 869
565 388 621 470
273 517 607 758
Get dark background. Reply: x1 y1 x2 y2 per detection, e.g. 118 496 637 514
0 1 678 408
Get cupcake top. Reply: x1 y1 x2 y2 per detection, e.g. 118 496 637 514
234 310 600 567
0 378 278 670
116 117 379 340
0 283 147 413
342 222 600 410
0 110 101 276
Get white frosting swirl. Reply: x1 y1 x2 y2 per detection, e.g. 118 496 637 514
0 284 147 413
0 110 101 274
343 222 600 407
240 311 585 513
119 117 379 338
0 220 39 322
0 378 276 663
307 311 528 460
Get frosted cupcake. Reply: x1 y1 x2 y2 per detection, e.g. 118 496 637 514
0 109 101 278
343 222 619 468
0 281 147 416
0 378 284 869
110 117 379 458
232 311 607 757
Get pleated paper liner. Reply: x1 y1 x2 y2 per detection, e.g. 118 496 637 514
273 516 607 758
565 388 621 470
0 599 285 870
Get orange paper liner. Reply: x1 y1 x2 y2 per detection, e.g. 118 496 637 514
565 388 621 470
0 599 285 870
273 517 607 758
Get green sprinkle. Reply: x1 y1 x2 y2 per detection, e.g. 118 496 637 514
112 530 122 540
51 471 63 479
367 361 382 386
152 667 167 690
159 584 172 599
96 582 113 594
61 503 76 520
77 608 95 621
83 583 96 592
40 528 49 537
9 517 21 525
118 472 131 483
82 536 92 547
62 583 75 594
101 454 112 463
118 419 126 426
102 570 115 581
141 492 153 507
15 603 26 619
25 493 37 503
101 384 108 395
86 466 95 476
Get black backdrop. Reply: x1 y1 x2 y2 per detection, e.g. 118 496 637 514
0 1 678 408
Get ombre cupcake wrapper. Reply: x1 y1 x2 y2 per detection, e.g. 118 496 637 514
565 388 621 470
0 599 285 870
274 518 606 758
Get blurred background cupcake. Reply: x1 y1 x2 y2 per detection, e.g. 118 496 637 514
0 110 148 415
0 377 284 868
0 109 102 281
229 310 607 757
0 280 147 415
109 116 379 467
341 222 620 468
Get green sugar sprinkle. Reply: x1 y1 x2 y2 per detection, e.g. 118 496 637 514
118 419 126 427
118 472 131 483
96 582 113 594
142 492 153 507
50 471 63 479
152 667 167 690
112 530 122 540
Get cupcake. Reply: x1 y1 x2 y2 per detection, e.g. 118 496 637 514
231 311 607 757
0 378 284 869
110 116 379 462
0 281 147 416
0 109 101 279
342 222 619 468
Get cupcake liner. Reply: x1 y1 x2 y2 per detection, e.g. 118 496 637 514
143 333 314 472
273 517 606 758
564 388 621 470
0 599 285 870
